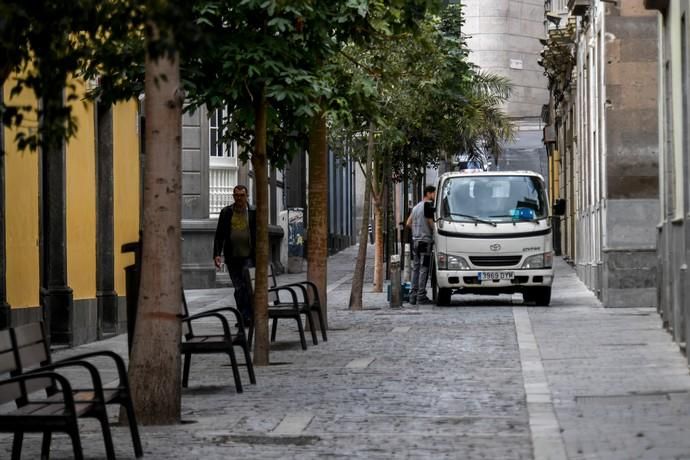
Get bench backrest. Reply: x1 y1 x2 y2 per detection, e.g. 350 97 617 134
267 264 296 304
11 322 53 395
268 264 316 306
244 266 283 306
0 329 16 375
268 264 278 289
0 323 54 406
12 322 51 370
0 328 22 405
181 289 193 338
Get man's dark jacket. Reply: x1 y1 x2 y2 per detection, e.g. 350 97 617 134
213 205 257 263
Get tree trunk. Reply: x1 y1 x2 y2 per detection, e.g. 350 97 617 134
349 124 375 310
385 152 395 280
251 89 270 365
371 156 384 292
128 49 183 425
401 166 409 277
307 111 328 330
372 196 384 292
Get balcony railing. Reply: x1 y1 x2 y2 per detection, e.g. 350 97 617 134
209 164 237 217
567 0 590 16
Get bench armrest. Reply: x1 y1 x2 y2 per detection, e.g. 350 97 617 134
268 285 299 309
274 281 321 306
186 306 246 335
188 306 243 323
182 311 234 338
23 360 107 402
55 350 128 388
0 371 76 407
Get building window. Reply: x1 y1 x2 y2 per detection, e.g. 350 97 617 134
209 108 238 217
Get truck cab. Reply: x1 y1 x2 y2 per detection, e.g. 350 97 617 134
431 170 554 306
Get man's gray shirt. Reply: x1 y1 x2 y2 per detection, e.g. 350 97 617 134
410 200 433 243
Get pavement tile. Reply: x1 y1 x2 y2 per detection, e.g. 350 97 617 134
2 247 689 459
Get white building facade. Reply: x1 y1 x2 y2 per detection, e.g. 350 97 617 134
645 0 690 358
542 0 659 308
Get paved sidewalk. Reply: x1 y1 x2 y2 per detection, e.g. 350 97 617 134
2 246 690 459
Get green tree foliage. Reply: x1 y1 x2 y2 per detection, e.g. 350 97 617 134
0 0 199 424
0 0 104 151
181 0 440 362
333 3 514 178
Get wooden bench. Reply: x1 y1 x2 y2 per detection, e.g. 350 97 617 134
0 323 143 459
180 291 255 392
268 264 327 343
244 267 309 350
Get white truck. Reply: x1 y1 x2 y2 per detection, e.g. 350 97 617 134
430 170 556 306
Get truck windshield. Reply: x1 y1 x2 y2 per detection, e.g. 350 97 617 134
439 175 548 223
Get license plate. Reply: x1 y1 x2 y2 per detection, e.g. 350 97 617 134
478 271 514 281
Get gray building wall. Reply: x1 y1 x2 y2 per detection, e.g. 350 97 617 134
462 0 549 119
644 0 689 358
541 1 659 309
603 7 659 308
181 108 217 289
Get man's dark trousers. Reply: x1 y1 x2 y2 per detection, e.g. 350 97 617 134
227 257 252 324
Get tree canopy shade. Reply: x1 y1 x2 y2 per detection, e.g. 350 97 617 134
0 0 511 421
0 0 102 151
333 3 515 302
0 0 197 425
341 3 514 178
182 0 442 363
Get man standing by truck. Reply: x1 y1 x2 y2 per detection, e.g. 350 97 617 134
406 185 436 305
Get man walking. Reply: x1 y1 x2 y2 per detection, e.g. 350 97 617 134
406 185 436 305
213 185 256 325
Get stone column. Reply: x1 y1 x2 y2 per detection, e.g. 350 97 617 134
96 103 119 336
39 92 73 344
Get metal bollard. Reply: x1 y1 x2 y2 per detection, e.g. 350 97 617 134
390 254 402 308
402 243 411 282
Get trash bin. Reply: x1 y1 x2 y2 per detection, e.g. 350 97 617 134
286 208 305 273
386 282 411 302
121 240 141 355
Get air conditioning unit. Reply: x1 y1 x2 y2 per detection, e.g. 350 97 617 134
568 0 590 16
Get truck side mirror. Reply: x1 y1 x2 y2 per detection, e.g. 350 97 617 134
552 198 566 216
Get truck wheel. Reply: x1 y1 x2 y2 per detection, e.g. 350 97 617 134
530 287 551 306
436 288 452 306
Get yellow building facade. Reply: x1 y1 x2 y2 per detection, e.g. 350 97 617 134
1 78 141 345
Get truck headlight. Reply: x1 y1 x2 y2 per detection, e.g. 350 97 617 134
521 252 553 269
437 252 470 270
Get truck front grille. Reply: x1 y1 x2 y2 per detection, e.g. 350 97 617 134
469 256 522 267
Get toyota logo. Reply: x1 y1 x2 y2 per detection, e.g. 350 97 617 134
489 243 501 252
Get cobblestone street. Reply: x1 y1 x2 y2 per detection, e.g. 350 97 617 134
2 245 690 459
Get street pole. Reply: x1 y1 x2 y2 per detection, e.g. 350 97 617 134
390 254 401 308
